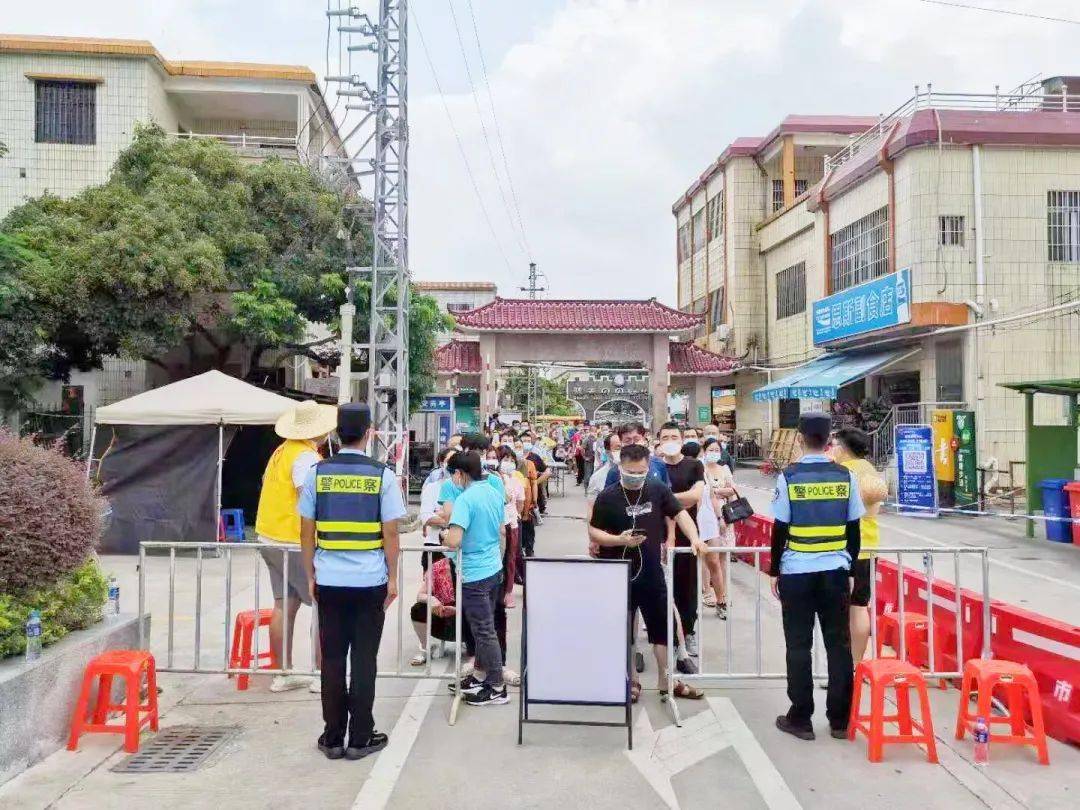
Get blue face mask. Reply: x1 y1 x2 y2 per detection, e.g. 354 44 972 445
523 442 534 452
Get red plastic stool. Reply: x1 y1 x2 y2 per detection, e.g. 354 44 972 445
847 658 938 763
228 609 278 690
68 650 159 753
876 612 928 661
954 659 1050 765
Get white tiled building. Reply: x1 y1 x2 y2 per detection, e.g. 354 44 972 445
0 34 348 409
412 281 498 345
673 79 1080 478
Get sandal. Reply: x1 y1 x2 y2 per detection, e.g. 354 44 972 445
703 592 717 608
660 681 705 701
409 651 427 667
630 680 642 704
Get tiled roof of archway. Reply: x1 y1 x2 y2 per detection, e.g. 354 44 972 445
451 297 703 332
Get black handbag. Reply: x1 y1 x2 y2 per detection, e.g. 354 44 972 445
721 487 754 524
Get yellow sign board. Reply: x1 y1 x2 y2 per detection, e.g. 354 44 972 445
930 409 955 482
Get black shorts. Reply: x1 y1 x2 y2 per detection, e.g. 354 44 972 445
630 581 669 646
850 558 872 607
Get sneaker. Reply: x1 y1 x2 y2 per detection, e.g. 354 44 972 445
463 684 509 706
270 675 309 693
346 731 389 760
775 715 815 741
308 678 322 694
317 733 345 760
676 656 698 675
830 726 848 740
716 602 727 621
448 674 484 695
502 667 521 687
684 633 699 657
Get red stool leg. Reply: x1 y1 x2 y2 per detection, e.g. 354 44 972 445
868 678 885 762
916 679 939 764
67 671 96 750
1007 683 1026 737
92 673 114 724
123 673 141 753
237 622 252 691
847 666 864 741
896 684 914 736
145 657 160 731
1022 678 1050 765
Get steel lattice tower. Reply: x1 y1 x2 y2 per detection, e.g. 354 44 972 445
327 1 409 473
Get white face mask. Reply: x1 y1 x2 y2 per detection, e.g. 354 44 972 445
483 458 499 470
703 450 723 465
499 460 516 474
660 440 682 456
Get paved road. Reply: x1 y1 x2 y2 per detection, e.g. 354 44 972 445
3 472 1078 809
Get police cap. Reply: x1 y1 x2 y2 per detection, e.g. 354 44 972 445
797 412 832 440
338 403 372 443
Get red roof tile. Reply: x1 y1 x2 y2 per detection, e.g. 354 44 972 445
434 340 481 374
452 297 703 332
668 341 741 376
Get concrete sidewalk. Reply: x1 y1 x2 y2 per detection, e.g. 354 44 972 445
1 478 1077 809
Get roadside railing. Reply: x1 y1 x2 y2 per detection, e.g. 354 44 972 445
138 541 465 724
663 545 991 727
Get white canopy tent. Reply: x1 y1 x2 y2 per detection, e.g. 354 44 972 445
91 371 297 545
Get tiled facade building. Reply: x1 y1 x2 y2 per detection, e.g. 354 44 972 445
673 78 1080 476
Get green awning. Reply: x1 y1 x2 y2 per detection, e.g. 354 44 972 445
999 379 1080 397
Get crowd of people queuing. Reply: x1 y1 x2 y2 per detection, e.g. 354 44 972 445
253 400 887 759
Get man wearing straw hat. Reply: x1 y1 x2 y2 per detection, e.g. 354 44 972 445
255 399 338 693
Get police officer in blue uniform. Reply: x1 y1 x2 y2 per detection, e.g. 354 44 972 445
300 403 406 761
769 412 864 741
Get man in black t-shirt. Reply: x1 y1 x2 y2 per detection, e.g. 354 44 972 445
589 444 706 703
657 422 706 658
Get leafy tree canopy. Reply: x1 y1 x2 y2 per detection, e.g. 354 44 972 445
0 125 449 411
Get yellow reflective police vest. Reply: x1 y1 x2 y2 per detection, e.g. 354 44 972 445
313 453 385 551
783 460 851 553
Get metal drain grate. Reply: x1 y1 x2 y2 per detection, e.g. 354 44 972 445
111 725 237 773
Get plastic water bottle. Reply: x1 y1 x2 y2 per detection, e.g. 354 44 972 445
973 716 989 766
107 576 120 617
25 610 43 663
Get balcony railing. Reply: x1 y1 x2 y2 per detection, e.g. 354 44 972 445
824 84 1080 174
169 132 299 157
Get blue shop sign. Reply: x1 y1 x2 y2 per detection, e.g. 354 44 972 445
812 268 911 345
895 424 938 518
420 395 453 413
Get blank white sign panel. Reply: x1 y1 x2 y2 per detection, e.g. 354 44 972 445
525 559 629 704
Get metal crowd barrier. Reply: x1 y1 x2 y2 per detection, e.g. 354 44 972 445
138 541 465 724
663 545 992 727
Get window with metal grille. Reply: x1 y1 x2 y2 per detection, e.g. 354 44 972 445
446 302 474 313
795 178 808 198
693 297 708 339
708 286 725 327
776 262 806 320
772 179 784 212
35 80 96 145
1048 191 1080 261
691 209 705 252
830 206 889 292
939 215 965 246
677 223 691 262
706 193 724 241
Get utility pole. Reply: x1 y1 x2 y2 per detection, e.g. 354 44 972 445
519 262 545 419
326 1 409 474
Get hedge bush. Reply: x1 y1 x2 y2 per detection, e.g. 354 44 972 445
0 558 108 658
0 430 105 593
0 430 108 658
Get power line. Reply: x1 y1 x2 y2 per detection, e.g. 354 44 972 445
465 0 533 259
917 0 1080 25
411 6 515 274
445 0 527 258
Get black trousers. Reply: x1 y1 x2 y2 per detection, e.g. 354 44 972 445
317 583 387 747
672 548 698 637
778 567 853 730
520 520 536 557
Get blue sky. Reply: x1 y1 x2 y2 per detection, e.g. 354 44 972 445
4 1 1080 301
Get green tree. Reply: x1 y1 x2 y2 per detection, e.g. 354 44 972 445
0 125 446 412
502 369 578 418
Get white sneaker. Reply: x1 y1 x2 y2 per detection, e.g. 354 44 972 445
685 633 699 657
270 675 309 693
502 667 521 687
308 678 322 694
